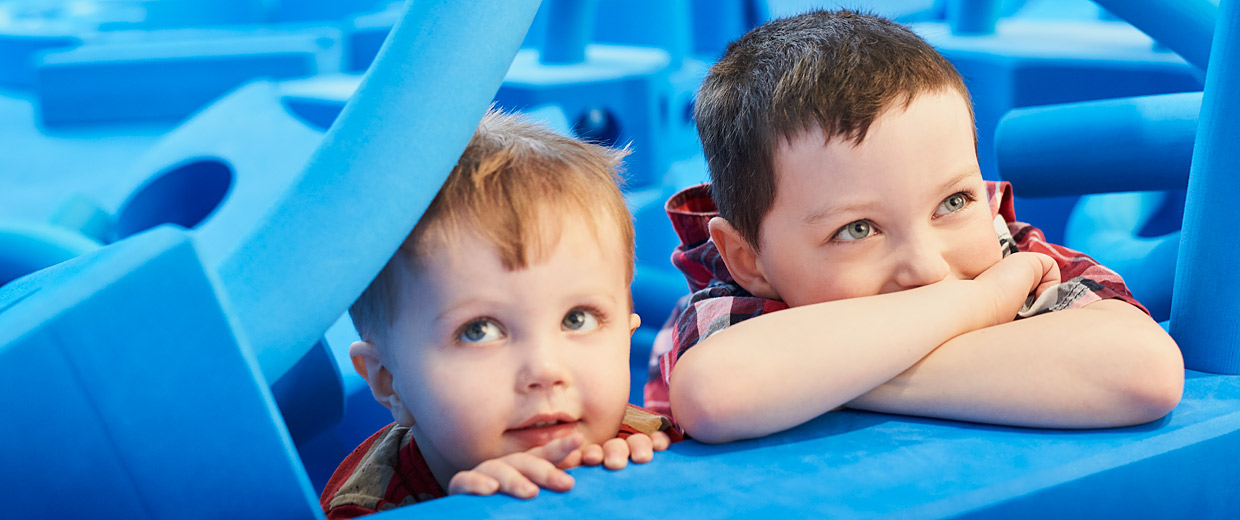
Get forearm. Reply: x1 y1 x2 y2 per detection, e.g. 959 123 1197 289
669 279 995 443
847 300 1184 428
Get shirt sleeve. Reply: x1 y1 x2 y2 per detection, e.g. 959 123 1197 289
1008 221 1150 317
644 282 788 423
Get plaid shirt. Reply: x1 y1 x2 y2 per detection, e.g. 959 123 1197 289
320 405 682 519
643 181 1147 422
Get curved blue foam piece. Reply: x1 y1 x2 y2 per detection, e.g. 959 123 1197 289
0 222 101 287
1091 0 1218 70
1064 191 1180 322
994 92 1200 197
1171 0 1240 374
211 0 542 388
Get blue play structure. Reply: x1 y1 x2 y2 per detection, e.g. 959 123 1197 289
2 0 1238 517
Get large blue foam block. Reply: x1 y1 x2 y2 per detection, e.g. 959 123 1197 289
36 29 339 125
384 371 1239 517
0 226 319 519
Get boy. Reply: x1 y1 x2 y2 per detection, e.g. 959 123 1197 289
321 108 678 518
646 10 1184 443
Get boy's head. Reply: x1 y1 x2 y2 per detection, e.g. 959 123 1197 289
697 10 1002 307
348 108 638 487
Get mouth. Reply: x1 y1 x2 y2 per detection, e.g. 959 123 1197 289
506 413 581 448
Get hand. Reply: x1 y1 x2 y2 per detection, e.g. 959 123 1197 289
973 252 1060 325
447 432 584 499
557 431 672 471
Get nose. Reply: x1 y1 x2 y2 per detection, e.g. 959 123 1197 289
890 234 951 291
516 340 570 393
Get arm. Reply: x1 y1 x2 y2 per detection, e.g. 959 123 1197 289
845 298 1183 428
669 252 1058 443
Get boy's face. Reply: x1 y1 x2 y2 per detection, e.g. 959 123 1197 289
373 212 636 485
754 90 1002 307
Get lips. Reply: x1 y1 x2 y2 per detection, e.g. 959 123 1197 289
506 413 580 448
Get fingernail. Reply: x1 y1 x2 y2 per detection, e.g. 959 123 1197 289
521 484 538 497
558 474 574 487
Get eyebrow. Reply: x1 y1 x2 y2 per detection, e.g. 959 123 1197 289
801 167 980 227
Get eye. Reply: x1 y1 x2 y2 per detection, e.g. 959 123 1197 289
833 219 875 241
562 308 600 332
458 318 504 344
935 191 974 216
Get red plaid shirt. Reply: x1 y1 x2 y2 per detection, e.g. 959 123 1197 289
320 404 682 518
643 182 1147 423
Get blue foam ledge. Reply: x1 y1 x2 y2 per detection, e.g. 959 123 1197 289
35 28 340 125
0 226 319 519
389 371 1237 517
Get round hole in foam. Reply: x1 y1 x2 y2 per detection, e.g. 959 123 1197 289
114 158 234 239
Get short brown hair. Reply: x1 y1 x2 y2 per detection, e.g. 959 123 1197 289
350 108 633 343
695 9 972 249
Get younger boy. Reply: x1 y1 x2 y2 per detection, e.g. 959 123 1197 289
321 108 678 518
646 10 1184 443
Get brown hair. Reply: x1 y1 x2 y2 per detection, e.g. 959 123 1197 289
695 9 973 249
350 108 633 343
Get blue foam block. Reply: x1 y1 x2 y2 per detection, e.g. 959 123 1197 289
0 226 319 519
0 29 82 87
383 370 1239 517
35 28 339 125
497 45 675 188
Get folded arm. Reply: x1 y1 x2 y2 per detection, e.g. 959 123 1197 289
846 298 1183 428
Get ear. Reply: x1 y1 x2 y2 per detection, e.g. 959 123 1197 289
707 217 779 300
628 313 641 336
349 341 415 426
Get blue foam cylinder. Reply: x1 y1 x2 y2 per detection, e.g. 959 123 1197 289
0 222 101 287
946 0 1001 35
213 0 541 387
1170 0 1240 374
540 0 598 64
1091 0 1218 70
994 92 1200 197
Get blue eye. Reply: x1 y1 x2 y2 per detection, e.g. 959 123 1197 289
562 308 600 332
834 220 874 241
459 318 504 344
935 192 972 216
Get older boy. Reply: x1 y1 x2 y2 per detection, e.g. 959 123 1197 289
646 10 1183 443
321 109 678 518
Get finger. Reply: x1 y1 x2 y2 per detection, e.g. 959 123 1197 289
626 434 654 464
448 470 501 496
578 443 604 466
472 458 542 499
602 437 629 470
498 453 575 494
528 432 585 465
556 448 583 470
650 431 671 451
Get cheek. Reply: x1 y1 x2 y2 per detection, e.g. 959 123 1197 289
575 334 631 443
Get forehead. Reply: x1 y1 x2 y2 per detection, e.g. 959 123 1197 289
768 91 978 217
